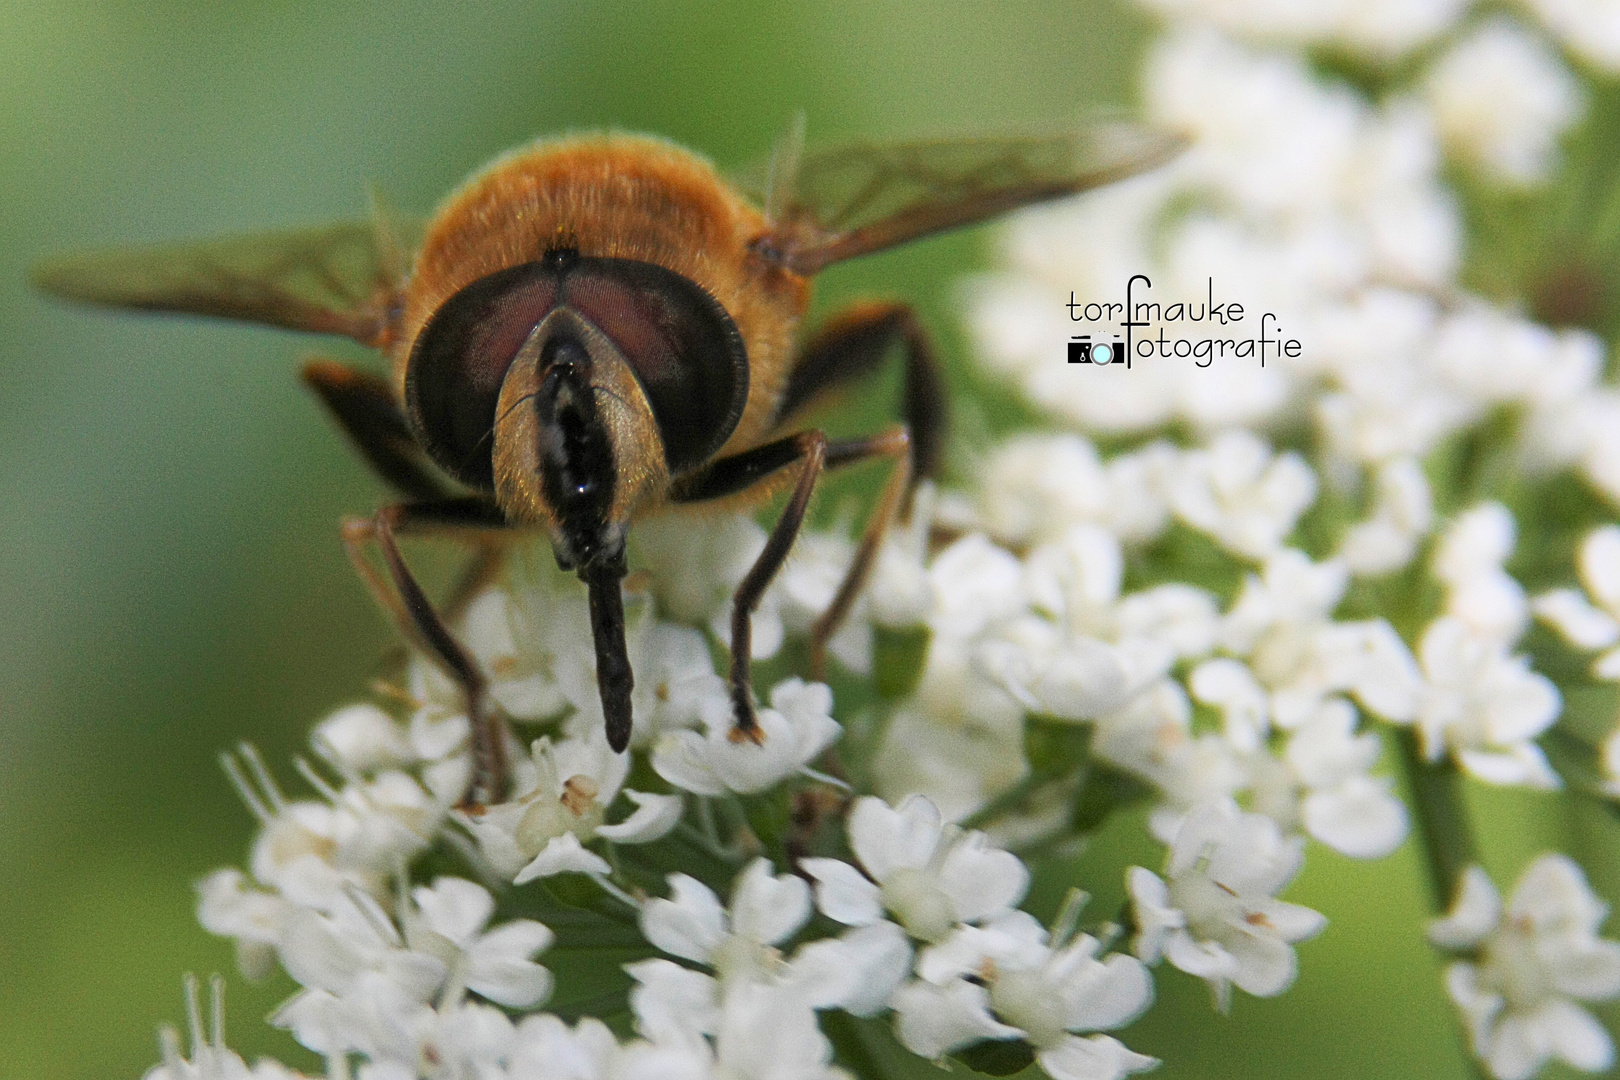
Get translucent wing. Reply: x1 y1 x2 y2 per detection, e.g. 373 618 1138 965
31 216 419 346
747 121 1185 276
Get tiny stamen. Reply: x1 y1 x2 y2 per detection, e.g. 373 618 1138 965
220 751 271 824
239 743 287 812
295 756 343 804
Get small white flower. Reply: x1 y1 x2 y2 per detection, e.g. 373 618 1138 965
659 980 850 1080
509 1014 626 1080
456 733 681 882
801 795 1030 943
1429 858 1620 1080
976 615 1132 723
558 610 730 748
286 890 446 998
967 434 1173 547
1337 457 1433 575
458 583 577 722
634 513 787 660
772 527 875 673
1169 431 1318 561
1432 502 1528 644
895 911 1158 1080
1423 18 1584 186
641 859 810 979
1092 679 1249 837
1218 550 1422 728
233 756 444 911
312 704 415 776
196 869 285 980
653 678 841 796
1129 801 1326 1010
403 876 554 1008
1248 699 1409 859
927 533 1030 640
1415 617 1562 788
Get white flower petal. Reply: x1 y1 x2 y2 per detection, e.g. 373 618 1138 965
1038 1035 1159 1080
1302 776 1409 858
314 703 414 773
1533 588 1620 649
596 790 683 843
1540 997 1616 1073
1224 926 1297 997
1456 745 1562 789
641 874 727 964
1058 951 1155 1032
936 832 1031 924
850 795 943 881
464 920 554 1008
625 958 719 1042
788 921 913 1015
891 979 1024 1058
412 877 494 948
1163 931 1235 981
512 833 613 883
799 857 884 926
650 730 728 796
729 858 812 947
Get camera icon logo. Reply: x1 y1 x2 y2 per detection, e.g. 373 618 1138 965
1068 334 1124 366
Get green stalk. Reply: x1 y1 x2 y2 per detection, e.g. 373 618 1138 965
1396 729 1494 1080
1395 728 1479 909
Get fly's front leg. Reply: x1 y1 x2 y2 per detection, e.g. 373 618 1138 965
672 431 829 741
342 499 510 806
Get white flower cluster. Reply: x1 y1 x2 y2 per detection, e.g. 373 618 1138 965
966 9 1615 501
167 522 1168 1080
951 0 1620 1074
141 0 1620 1076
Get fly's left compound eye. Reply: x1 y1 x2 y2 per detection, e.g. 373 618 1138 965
405 262 560 490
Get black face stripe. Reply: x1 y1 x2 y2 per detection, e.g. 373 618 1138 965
535 336 617 568
404 255 749 492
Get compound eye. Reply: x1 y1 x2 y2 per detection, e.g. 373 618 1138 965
406 264 560 489
563 259 748 475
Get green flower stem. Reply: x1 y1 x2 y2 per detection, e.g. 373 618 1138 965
1395 728 1479 909
1395 729 1495 1080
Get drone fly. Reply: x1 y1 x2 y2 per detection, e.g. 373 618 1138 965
33 120 1180 804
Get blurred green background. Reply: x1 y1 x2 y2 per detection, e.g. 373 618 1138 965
3 1 1616 1077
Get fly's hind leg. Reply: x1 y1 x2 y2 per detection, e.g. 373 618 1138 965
302 359 513 804
342 498 511 807
774 302 949 674
672 432 829 741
